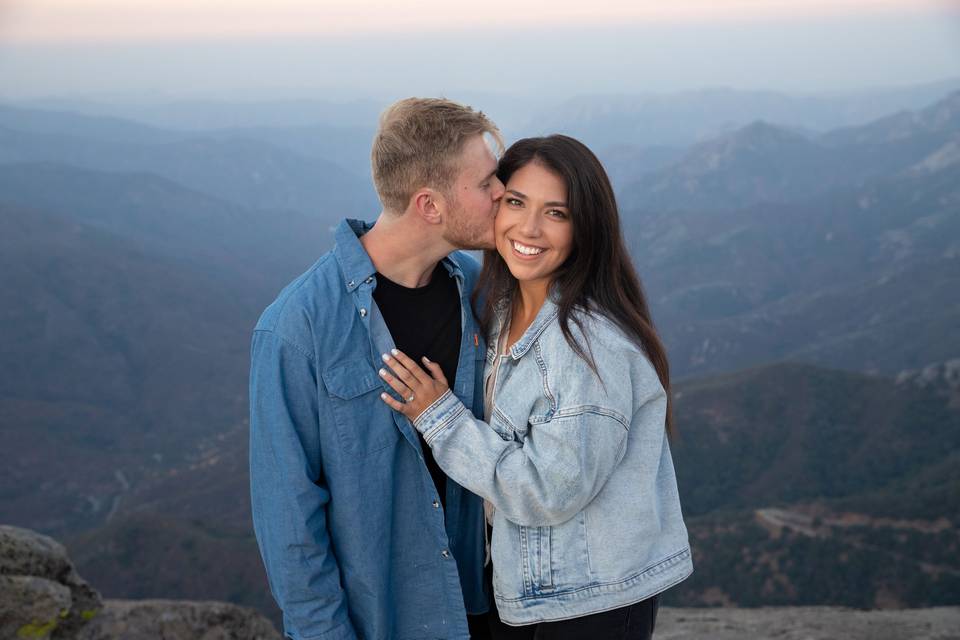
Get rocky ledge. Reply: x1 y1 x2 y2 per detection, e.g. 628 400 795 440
4 523 959 639
0 524 280 640
657 606 960 640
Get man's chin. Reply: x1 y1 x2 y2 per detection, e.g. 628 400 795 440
446 232 495 252
472 237 497 251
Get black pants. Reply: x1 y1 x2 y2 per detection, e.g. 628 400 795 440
482 563 660 640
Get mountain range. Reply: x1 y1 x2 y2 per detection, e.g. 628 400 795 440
0 82 957 622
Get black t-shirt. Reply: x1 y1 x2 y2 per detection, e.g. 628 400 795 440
373 262 462 509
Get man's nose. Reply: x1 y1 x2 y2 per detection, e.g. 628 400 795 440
491 177 505 201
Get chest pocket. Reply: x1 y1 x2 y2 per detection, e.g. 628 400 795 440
322 359 399 456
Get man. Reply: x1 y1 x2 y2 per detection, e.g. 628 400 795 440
250 98 505 639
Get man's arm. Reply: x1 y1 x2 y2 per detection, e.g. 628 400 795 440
249 329 358 640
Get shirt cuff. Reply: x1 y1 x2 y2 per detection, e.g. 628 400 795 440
412 388 467 444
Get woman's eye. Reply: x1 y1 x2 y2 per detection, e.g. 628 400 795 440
481 182 491 189
505 197 522 206
548 209 568 219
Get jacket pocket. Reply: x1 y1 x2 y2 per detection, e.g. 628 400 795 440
322 359 399 456
519 525 554 593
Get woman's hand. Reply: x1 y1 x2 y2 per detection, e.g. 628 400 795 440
378 349 449 423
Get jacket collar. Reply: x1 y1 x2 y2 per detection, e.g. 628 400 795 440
333 218 465 292
504 286 562 360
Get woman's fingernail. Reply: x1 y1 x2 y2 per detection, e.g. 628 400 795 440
381 353 390 362
391 348 399 356
378 368 386 377
423 356 431 363
380 393 387 400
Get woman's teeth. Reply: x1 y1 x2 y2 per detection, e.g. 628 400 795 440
513 240 544 256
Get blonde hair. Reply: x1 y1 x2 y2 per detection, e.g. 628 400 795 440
371 97 503 213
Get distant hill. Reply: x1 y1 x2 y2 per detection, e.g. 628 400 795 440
670 362 960 517
619 90 960 212
13 96 387 131
619 93 960 377
0 108 379 218
525 78 960 150
0 164 329 536
0 104 179 144
201 122 376 180
665 362 960 608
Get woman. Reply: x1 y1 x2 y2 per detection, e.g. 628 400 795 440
378 135 692 638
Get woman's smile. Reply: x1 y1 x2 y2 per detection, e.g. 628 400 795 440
510 239 547 257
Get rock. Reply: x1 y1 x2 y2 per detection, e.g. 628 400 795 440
0 575 71 639
1 525 281 639
0 525 102 638
656 606 960 640
75 600 281 640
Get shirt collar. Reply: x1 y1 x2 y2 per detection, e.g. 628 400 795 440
333 217 466 292
333 218 377 292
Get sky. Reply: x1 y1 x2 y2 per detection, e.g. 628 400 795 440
0 0 958 99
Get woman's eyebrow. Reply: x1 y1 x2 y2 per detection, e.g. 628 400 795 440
507 189 567 207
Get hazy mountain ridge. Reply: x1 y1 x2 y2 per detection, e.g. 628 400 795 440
0 122 378 220
526 78 960 149
0 166 330 538
623 96 960 377
0 104 181 145
620 90 960 212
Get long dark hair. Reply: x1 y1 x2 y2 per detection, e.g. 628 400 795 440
472 134 675 435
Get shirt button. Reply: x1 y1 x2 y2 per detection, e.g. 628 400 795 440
432 499 440 509
348 280 355 288
359 308 367 317
365 276 374 284
441 549 450 558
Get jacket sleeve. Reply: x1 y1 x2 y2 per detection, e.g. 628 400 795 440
249 329 358 640
413 345 660 528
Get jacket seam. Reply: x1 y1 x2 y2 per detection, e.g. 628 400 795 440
256 252 332 336
492 405 519 432
496 546 692 603
253 328 315 361
423 400 467 444
271 253 333 320
413 388 455 428
529 405 629 430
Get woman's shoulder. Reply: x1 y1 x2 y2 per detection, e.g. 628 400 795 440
541 305 664 410
543 306 653 371
560 305 642 351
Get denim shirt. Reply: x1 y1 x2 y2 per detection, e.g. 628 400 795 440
413 292 693 625
249 219 488 640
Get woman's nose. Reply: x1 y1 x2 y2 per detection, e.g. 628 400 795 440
519 210 540 236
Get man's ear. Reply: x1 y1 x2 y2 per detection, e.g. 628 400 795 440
412 188 445 224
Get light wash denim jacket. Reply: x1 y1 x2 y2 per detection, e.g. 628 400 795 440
413 291 693 625
249 219 489 640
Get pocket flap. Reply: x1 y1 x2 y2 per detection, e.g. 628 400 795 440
322 360 381 399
